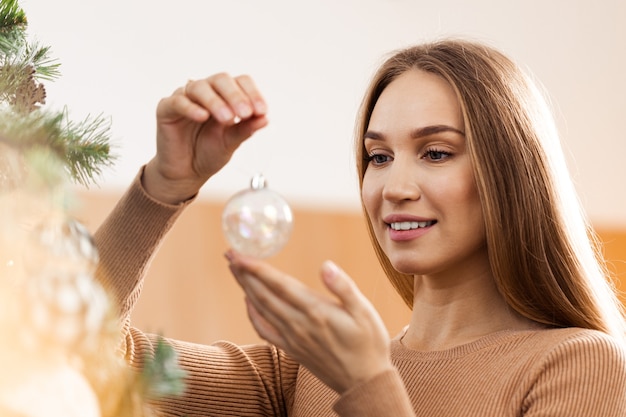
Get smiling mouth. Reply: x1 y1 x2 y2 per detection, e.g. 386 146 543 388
389 220 437 230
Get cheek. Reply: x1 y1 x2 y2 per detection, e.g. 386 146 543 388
433 166 479 206
448 179 483 224
360 174 380 216
448 182 478 204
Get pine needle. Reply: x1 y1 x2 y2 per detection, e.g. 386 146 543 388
141 337 187 399
0 0 27 31
63 112 117 187
0 108 116 186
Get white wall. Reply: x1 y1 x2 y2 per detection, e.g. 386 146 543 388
22 0 626 226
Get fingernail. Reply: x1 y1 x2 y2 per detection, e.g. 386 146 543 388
322 260 339 282
254 100 267 115
193 108 209 120
219 107 234 122
236 103 252 118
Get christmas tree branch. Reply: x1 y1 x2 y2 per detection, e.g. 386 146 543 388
63 112 117 187
0 0 26 32
0 0 115 186
0 108 116 186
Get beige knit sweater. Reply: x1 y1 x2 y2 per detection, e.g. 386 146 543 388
94 171 626 417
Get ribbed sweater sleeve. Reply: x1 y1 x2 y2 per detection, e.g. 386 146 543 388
333 368 415 417
130 333 299 416
94 166 189 332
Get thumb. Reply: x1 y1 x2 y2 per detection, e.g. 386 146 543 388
320 261 368 313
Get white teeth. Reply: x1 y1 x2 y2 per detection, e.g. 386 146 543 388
390 221 433 230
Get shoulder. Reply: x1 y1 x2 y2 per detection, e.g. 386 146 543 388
534 327 626 362
534 328 626 392
527 327 626 373
522 328 626 414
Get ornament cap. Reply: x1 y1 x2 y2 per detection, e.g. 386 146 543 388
250 173 267 190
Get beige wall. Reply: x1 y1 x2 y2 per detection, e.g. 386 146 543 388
74 191 626 346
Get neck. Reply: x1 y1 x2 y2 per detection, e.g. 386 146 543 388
402 270 540 351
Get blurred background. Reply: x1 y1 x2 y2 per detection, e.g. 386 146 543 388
20 0 626 345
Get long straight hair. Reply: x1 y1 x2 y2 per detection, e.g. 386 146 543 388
355 39 626 340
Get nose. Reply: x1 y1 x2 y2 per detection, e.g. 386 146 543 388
381 158 421 202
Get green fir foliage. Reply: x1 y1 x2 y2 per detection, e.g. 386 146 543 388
141 337 187 399
0 0 26 33
0 0 115 186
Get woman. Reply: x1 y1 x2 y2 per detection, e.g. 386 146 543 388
95 39 626 416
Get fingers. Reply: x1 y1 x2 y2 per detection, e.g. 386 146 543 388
226 251 369 317
156 73 268 127
320 261 369 315
183 73 267 125
226 252 372 325
227 252 312 313
243 297 284 346
233 75 268 116
228 261 306 347
156 90 209 124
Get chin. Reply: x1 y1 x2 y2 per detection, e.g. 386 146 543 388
387 257 424 276
386 250 446 276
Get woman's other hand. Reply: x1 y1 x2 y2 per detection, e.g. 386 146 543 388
226 250 394 394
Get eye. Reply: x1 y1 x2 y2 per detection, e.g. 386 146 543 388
365 152 391 166
422 149 451 161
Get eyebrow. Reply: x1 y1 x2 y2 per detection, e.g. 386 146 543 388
364 124 465 141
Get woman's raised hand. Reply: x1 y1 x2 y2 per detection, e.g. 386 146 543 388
144 73 268 204
226 250 394 394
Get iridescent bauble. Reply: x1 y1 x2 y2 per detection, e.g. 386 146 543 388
20 215 109 348
222 174 293 258
0 142 27 192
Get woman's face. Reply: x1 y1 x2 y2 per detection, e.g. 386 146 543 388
361 69 487 278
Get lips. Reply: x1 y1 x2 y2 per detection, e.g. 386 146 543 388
383 215 437 242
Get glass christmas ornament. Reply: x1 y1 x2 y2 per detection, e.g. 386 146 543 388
20 215 109 348
222 174 293 259
0 142 26 192
0 143 28 283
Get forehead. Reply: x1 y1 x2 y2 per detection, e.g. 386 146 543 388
368 69 464 133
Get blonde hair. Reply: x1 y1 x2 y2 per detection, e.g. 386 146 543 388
355 39 626 340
